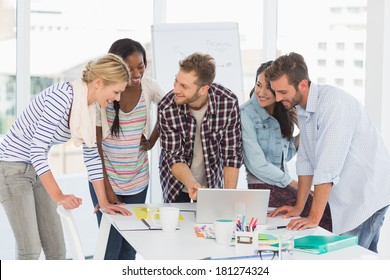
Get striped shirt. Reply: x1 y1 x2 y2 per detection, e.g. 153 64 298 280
296 83 390 234
158 83 243 202
0 82 103 181
102 93 149 195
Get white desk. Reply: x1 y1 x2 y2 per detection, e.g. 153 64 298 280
94 203 380 260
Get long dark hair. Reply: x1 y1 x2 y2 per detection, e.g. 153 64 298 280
108 38 147 137
250 61 294 140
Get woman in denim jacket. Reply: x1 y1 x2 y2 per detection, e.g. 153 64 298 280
240 61 332 231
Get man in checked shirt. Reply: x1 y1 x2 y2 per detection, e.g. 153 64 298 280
158 52 243 203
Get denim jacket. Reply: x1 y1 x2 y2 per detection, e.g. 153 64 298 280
240 94 297 188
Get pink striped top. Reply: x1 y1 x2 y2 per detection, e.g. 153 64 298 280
102 94 149 195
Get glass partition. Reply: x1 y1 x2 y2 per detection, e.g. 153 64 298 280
0 0 16 135
28 0 154 176
277 0 367 104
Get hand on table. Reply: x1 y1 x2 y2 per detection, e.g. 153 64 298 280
268 205 320 230
268 205 301 218
283 216 319 231
99 203 132 216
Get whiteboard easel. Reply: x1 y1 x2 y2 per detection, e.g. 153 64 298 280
151 22 244 103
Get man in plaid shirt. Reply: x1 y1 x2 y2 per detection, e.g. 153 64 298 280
158 53 243 203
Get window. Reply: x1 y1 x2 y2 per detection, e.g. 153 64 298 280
336 42 345 50
29 0 155 176
354 60 364 68
353 79 363 87
330 7 343 14
5 76 15 99
277 0 367 104
335 78 344 86
318 42 327 50
317 59 327 66
347 6 366 13
317 77 326 84
0 0 16 135
354 42 364 51
335 60 345 67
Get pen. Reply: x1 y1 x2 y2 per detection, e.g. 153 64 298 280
237 218 242 231
141 218 152 229
253 218 258 228
267 226 287 230
248 217 254 232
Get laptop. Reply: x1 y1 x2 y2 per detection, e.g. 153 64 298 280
196 188 270 224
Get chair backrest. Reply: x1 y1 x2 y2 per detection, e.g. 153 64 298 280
56 205 85 260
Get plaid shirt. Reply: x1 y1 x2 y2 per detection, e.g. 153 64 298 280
158 83 243 202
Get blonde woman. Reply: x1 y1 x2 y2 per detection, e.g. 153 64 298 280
0 54 131 260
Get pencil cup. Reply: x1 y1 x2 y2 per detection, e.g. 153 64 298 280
235 230 258 255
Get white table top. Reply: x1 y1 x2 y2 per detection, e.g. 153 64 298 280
96 203 380 260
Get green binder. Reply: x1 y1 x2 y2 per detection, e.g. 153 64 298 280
293 235 358 254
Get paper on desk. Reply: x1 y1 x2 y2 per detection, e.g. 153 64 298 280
194 224 215 239
257 233 279 248
258 233 278 241
133 207 184 221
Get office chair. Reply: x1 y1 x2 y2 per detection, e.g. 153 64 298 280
56 205 85 260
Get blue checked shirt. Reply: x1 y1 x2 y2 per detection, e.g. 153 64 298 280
296 83 390 234
158 83 243 202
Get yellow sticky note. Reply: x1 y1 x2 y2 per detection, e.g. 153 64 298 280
132 207 184 221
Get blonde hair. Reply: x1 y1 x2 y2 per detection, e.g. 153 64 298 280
82 53 130 85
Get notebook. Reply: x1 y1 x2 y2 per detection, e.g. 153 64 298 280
196 188 270 224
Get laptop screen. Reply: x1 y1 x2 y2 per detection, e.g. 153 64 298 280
196 188 270 224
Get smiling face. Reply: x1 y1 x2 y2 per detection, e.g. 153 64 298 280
173 70 209 110
124 52 145 86
255 72 276 112
270 74 306 109
95 80 127 108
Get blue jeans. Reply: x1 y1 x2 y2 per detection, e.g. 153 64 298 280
0 162 66 260
88 182 147 260
342 205 389 253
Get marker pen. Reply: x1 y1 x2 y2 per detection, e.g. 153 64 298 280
267 226 287 230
